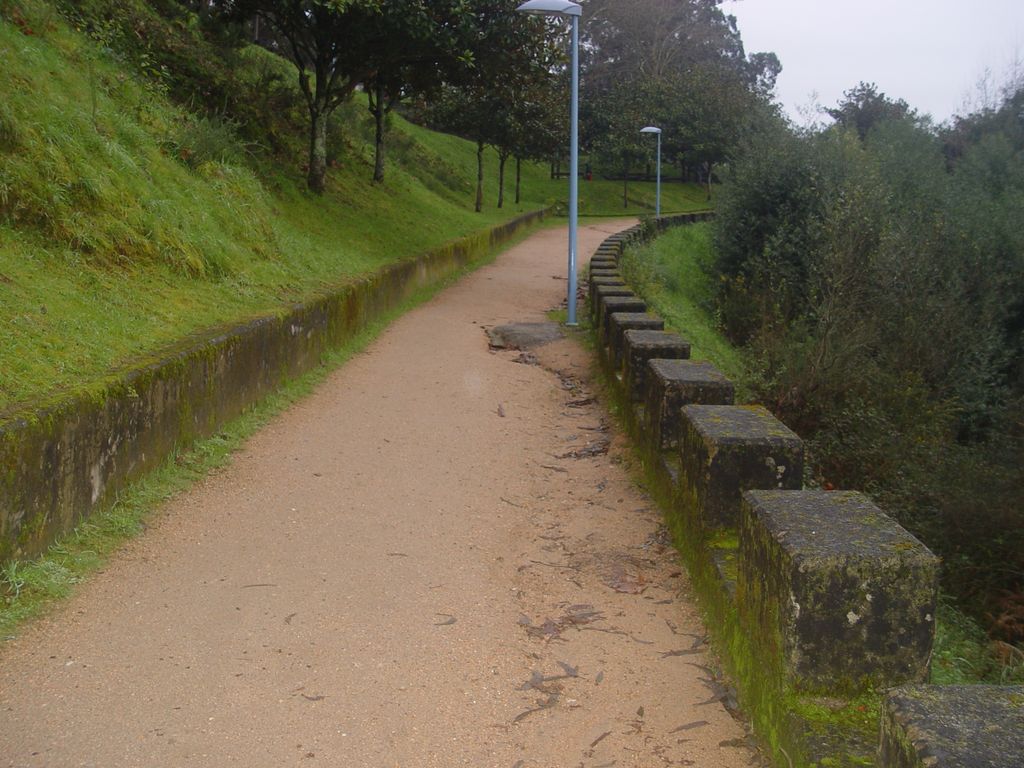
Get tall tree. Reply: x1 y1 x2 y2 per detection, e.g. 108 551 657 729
827 82 916 139
425 0 559 212
223 0 375 193
578 0 779 196
354 0 477 183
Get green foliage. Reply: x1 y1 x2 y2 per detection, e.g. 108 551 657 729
711 93 1024 635
619 223 750 399
932 597 1024 684
826 82 917 139
163 112 251 169
0 2 577 414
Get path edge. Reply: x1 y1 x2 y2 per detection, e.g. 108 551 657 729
0 210 547 562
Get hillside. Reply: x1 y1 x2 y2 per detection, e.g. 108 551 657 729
0 0 708 416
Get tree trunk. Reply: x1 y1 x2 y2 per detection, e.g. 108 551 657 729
307 109 327 194
705 161 713 200
475 140 484 213
371 82 386 184
515 157 522 205
497 153 507 208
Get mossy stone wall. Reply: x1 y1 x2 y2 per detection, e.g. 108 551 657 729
0 210 545 562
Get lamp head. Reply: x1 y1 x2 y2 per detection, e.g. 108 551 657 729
516 0 583 17
640 126 662 135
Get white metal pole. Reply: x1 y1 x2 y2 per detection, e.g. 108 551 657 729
656 132 662 219
567 14 579 326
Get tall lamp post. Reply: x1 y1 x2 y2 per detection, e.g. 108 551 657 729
640 126 662 219
517 0 582 325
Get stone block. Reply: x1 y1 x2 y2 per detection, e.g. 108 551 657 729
589 269 621 283
646 360 735 450
740 490 939 692
879 685 1024 768
600 297 647 340
591 285 636 323
589 258 618 272
680 405 803 528
607 312 664 366
622 330 691 402
589 273 624 300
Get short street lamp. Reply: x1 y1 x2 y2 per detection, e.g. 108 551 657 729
640 126 662 219
517 0 583 325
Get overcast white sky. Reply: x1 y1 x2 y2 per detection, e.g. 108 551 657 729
723 0 1024 125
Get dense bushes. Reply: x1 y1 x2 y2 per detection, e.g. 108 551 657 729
712 97 1024 639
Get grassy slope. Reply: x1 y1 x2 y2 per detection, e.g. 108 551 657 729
0 3 708 415
620 224 1024 686
619 223 749 399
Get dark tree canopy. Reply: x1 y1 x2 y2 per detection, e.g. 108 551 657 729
826 81 917 138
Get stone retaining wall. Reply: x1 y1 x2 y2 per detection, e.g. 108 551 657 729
587 214 1022 768
0 210 546 562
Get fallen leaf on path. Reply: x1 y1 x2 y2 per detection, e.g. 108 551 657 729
556 661 578 678
602 568 647 594
589 731 612 748
512 693 558 724
566 397 596 408
556 440 610 460
669 720 709 733
538 463 568 473
434 614 457 626
660 648 702 658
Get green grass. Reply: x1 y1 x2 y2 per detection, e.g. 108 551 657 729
618 222 750 400
0 1 710 416
932 597 1024 685
0 230 532 640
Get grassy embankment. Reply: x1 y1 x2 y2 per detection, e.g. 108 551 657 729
619 224 1024 688
0 0 708 416
0 1 709 635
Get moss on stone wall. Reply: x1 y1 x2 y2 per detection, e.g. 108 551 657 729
0 210 545 563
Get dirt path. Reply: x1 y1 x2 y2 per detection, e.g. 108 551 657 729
0 221 759 767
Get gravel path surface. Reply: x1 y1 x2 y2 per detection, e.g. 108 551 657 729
0 220 760 767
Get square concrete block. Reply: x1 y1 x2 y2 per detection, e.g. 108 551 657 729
607 312 664 366
600 296 647 340
589 269 621 283
680 405 803 528
622 330 691 402
740 491 939 692
591 285 636 323
646 360 735 450
880 685 1024 768
589 274 624 302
